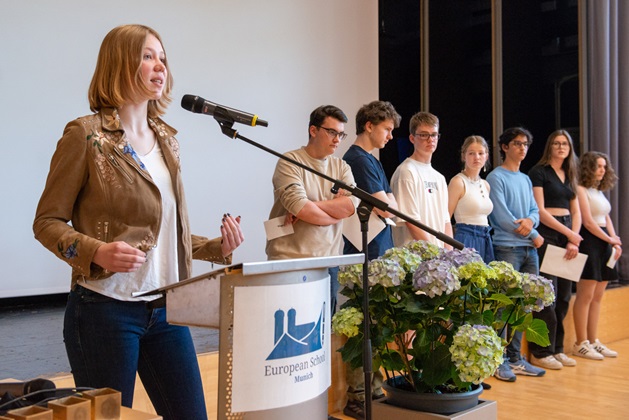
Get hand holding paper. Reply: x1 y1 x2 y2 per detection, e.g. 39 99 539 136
540 244 588 282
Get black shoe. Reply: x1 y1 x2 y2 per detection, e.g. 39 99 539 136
343 399 365 420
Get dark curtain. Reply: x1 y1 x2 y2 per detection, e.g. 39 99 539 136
587 0 629 283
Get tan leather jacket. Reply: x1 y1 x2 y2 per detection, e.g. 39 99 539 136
33 108 230 289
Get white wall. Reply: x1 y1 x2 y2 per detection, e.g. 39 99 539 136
0 1 378 297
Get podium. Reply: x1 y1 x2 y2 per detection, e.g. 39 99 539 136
142 254 363 419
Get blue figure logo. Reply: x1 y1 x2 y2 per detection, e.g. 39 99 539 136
266 303 326 360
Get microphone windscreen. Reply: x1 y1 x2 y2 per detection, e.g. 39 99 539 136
181 94 202 112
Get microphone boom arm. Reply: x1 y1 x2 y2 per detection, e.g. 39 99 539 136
215 118 463 250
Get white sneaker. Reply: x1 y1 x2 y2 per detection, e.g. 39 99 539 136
573 340 604 360
530 354 563 370
554 353 577 367
592 339 618 358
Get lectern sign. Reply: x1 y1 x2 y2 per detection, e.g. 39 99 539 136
231 277 330 413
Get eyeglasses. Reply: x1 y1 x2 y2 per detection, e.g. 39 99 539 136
552 141 570 148
413 132 441 140
317 126 348 141
510 140 530 148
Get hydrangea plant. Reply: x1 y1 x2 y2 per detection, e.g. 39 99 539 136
332 240 554 393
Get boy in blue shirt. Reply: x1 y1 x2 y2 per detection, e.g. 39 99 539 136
487 127 546 382
341 100 400 418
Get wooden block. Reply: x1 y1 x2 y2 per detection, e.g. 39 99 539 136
82 388 121 420
5 405 53 420
47 396 90 420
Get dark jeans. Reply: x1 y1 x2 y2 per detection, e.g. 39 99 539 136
529 217 574 357
329 266 339 316
493 245 539 362
64 286 208 420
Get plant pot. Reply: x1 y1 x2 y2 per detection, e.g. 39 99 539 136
382 376 483 415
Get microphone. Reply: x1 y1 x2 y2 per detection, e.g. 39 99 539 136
0 378 56 400
181 94 268 127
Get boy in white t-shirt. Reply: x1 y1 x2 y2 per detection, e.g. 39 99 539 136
390 111 452 248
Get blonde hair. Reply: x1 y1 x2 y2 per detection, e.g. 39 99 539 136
88 24 173 118
460 135 490 172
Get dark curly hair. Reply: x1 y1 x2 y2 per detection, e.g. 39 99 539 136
355 101 401 135
578 151 617 191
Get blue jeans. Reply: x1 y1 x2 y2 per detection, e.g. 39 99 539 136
454 224 495 263
493 245 539 362
64 286 207 420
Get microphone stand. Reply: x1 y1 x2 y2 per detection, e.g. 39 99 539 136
210 109 463 420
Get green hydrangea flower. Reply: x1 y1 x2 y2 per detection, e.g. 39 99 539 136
449 324 503 384
332 307 364 338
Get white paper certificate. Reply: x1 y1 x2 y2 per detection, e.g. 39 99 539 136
539 244 588 282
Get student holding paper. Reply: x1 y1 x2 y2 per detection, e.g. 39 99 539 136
527 130 582 369
572 151 621 360
341 100 401 419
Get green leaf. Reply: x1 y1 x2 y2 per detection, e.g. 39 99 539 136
524 318 551 347
340 336 364 369
481 309 495 326
420 345 454 386
380 349 407 372
487 293 514 305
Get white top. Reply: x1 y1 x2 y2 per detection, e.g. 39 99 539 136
82 141 178 301
586 187 611 226
390 158 449 247
452 173 493 226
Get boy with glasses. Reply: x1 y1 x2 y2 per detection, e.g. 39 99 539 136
266 105 358 315
390 111 452 247
487 126 546 382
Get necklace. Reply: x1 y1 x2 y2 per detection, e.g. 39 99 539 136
461 171 486 198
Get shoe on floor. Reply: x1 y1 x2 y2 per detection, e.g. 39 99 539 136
494 361 516 382
343 400 364 420
592 339 618 358
509 357 546 376
554 352 577 367
573 340 604 360
530 354 563 370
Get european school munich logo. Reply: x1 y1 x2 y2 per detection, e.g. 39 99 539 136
266 303 326 360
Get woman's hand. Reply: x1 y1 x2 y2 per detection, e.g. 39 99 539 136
564 242 579 260
610 236 622 247
93 241 147 272
221 214 244 257
613 244 622 259
568 231 583 246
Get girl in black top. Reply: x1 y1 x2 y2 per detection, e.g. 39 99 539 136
527 130 582 369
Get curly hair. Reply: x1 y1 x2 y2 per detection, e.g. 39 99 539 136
578 151 617 191
355 101 401 135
